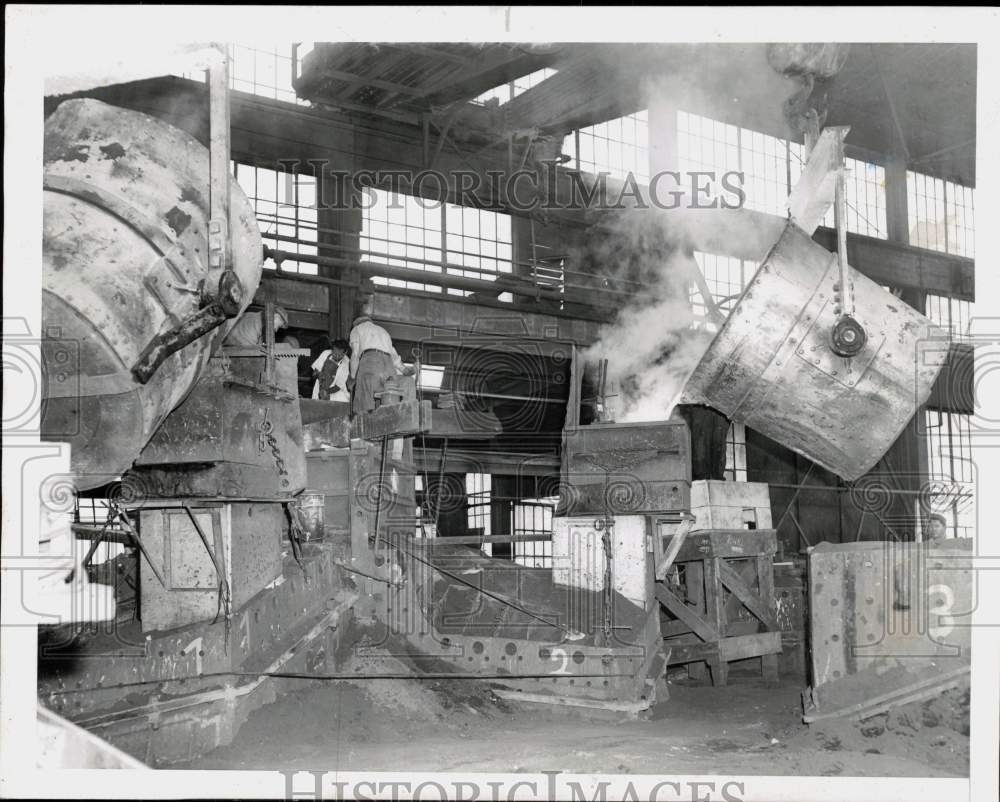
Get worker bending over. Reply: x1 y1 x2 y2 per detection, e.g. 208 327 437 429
348 312 413 415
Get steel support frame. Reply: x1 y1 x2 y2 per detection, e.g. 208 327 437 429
38 545 351 765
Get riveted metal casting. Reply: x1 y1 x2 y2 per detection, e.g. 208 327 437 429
41 98 263 487
679 221 948 481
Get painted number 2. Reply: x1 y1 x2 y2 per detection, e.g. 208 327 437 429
548 647 571 675
927 583 955 640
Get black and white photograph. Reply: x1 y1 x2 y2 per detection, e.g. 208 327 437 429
2 7 998 801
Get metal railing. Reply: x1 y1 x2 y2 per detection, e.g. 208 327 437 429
253 212 655 312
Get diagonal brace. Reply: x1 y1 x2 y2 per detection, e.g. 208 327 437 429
718 562 777 629
655 585 719 643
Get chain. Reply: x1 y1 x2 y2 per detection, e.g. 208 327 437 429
600 471 614 644
267 431 290 488
257 407 272 454
602 524 614 643
259 408 290 488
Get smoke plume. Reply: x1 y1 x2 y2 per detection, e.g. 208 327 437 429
574 47 806 423
579 210 715 423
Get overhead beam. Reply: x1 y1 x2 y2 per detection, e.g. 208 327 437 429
385 43 477 66
292 42 975 186
419 53 557 108
811 228 974 300
371 291 603 348
295 44 417 110
309 67 427 98
501 59 636 135
310 96 421 125
58 76 974 301
413 447 560 477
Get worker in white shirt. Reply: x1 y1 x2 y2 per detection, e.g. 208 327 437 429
348 313 414 415
311 337 333 398
312 338 351 401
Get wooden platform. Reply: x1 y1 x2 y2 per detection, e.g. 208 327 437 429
656 529 782 686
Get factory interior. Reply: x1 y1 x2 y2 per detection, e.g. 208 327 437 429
31 41 976 778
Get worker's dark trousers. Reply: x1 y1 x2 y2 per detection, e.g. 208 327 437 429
352 351 395 415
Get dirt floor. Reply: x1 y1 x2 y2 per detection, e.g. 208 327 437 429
181 660 969 777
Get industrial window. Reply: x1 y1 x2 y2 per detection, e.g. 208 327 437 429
444 204 514 299
360 189 514 299
472 67 557 106
677 111 742 210
907 171 975 258
926 294 974 341
678 111 887 237
725 423 749 483
512 498 557 568
564 110 650 184
233 162 318 275
924 410 975 539
816 157 888 238
417 364 445 391
944 180 976 258
688 252 754 332
466 473 492 537
230 44 306 105
691 252 749 313
740 128 796 217
361 189 445 292
690 252 753 482
791 144 889 238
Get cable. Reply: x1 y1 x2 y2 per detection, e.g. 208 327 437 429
413 346 433 538
45 668 631 695
384 535 572 635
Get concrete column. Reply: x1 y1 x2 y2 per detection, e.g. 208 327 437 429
317 157 363 338
647 95 679 176
490 475 515 560
884 154 910 245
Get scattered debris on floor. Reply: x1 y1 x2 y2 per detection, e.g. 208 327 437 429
182 673 969 777
340 642 513 721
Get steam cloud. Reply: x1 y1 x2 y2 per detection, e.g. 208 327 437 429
578 210 716 423
573 48 803 424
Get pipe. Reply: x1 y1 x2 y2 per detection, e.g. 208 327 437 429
130 286 240 385
265 241 631 307
265 243 568 302
255 217 645 290
425 388 567 405
416 533 552 547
